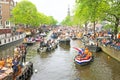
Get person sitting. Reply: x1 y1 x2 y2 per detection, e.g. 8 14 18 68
0 58 5 70
82 47 89 57
12 57 19 76
80 51 92 60
40 38 46 48
6 55 13 68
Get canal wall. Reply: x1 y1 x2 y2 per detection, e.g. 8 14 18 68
100 45 120 62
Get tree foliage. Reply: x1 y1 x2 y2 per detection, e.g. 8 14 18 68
73 0 120 35
61 15 73 26
11 0 57 27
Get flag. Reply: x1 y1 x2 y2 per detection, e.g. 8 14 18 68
73 47 84 55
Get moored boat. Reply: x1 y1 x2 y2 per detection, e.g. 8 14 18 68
59 38 70 45
23 38 36 46
85 45 101 52
0 33 26 47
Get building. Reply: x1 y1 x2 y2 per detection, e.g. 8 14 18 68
0 0 15 28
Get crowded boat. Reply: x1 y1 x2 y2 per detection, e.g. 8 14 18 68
74 47 94 66
37 38 58 53
0 44 33 80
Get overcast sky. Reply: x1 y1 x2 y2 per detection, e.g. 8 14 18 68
14 0 75 22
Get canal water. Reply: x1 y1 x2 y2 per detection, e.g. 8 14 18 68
27 40 120 80
0 39 120 80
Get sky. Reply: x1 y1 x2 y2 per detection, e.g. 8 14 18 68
14 0 75 22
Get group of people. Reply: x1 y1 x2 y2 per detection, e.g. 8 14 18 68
39 37 57 51
76 47 92 61
0 43 27 76
0 55 13 70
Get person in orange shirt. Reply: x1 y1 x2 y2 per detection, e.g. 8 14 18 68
6 55 13 68
0 58 5 69
81 51 92 60
84 47 89 55
117 33 120 39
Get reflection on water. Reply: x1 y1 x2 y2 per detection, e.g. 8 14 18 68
59 44 70 51
1 39 120 80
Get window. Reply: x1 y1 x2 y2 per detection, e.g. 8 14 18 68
4 39 6 43
5 21 9 25
0 5 2 9
0 15 2 19
0 20 2 25
0 10 2 15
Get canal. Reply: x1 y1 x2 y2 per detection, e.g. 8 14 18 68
0 39 120 80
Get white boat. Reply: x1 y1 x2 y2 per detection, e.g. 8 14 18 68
0 33 26 47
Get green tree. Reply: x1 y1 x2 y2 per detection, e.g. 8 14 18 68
73 0 120 36
104 0 120 35
11 0 39 27
61 15 73 26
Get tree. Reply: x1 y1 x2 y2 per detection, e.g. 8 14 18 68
73 0 120 37
11 0 39 27
104 0 120 35
61 15 73 26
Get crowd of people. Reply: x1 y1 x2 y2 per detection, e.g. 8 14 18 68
76 47 92 61
39 37 57 51
0 43 27 76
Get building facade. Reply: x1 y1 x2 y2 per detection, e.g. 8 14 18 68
0 0 15 28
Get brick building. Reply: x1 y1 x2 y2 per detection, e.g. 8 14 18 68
0 0 15 28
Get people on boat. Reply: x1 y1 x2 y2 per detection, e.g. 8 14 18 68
80 51 92 60
24 38 27 42
76 47 92 61
40 38 46 48
0 58 5 70
46 40 52 51
83 47 89 57
14 46 20 58
12 57 19 75
6 55 13 68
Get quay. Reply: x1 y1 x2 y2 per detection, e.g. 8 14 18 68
100 45 120 62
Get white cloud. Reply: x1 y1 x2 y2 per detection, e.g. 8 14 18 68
14 0 75 22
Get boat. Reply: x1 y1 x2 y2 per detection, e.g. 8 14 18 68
85 45 101 52
23 38 36 46
59 38 70 45
0 61 33 80
0 33 26 47
39 32 47 37
74 55 94 66
37 47 48 53
73 47 94 66
35 37 42 42
37 41 58 53
85 40 101 52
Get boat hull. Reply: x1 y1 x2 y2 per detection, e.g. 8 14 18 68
74 56 94 66
59 39 70 45
85 45 101 52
